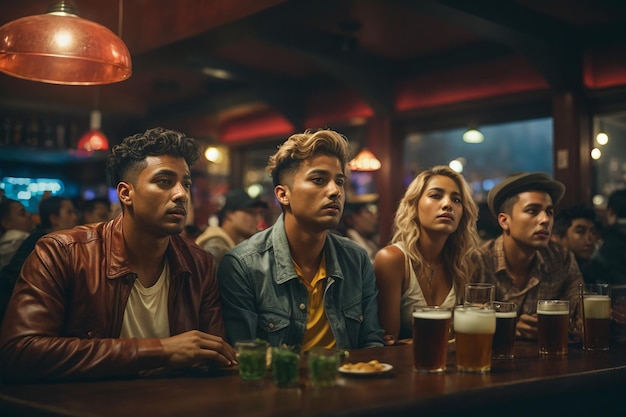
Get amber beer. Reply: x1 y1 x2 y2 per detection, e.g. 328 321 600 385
412 307 452 373
454 306 496 373
537 300 569 356
493 308 517 359
583 295 611 351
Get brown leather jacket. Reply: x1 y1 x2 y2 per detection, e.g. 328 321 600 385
0 215 225 383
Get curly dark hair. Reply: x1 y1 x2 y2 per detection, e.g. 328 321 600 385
106 127 200 187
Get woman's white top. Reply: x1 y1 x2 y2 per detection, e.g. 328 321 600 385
395 243 456 339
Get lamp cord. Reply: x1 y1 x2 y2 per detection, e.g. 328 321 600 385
118 0 124 39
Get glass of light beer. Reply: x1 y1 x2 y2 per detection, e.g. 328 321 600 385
580 284 611 351
492 301 517 359
454 305 496 373
412 306 452 373
537 300 569 355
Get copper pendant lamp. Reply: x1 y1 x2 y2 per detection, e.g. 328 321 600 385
0 1 132 85
348 148 382 172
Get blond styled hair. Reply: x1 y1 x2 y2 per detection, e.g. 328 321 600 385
266 129 350 187
391 165 480 301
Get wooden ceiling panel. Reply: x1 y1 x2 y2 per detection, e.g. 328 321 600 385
1 0 626 141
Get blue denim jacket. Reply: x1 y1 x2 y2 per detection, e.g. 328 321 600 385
217 214 384 349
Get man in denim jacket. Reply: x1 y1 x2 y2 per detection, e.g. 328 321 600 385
218 129 384 350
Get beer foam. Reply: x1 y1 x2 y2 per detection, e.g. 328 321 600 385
453 308 496 334
413 310 452 320
495 311 517 319
536 308 569 315
583 295 611 319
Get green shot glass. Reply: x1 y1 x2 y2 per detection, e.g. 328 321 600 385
236 339 269 381
307 347 340 388
271 346 300 387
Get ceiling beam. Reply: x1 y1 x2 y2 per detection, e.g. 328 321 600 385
152 56 306 130
395 0 583 92
397 41 514 77
132 0 340 71
258 28 394 114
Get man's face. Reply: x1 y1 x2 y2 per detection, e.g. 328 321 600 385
561 218 598 260
499 191 554 249
84 202 111 224
120 154 191 236
279 153 346 231
228 207 263 240
350 204 379 238
53 200 79 231
3 201 33 233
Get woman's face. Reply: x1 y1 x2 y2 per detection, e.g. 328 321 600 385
417 175 463 236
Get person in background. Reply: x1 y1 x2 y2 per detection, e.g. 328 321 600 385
181 224 202 241
82 197 112 224
471 172 583 340
374 166 480 344
195 189 268 267
476 201 501 242
551 204 599 283
0 127 236 383
0 199 34 269
0 196 79 323
340 195 380 263
218 129 384 350
592 189 626 286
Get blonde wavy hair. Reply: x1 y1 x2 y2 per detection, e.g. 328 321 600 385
266 129 350 187
391 165 480 301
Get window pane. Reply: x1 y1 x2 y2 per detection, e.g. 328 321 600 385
402 118 553 203
593 114 626 207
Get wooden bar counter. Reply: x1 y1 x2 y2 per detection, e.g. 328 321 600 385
1 341 624 417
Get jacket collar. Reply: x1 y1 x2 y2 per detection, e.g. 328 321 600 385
270 214 345 285
105 214 193 280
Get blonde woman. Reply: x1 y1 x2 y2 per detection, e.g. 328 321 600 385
374 166 480 344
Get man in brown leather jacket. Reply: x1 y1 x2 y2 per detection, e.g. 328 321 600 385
0 127 237 383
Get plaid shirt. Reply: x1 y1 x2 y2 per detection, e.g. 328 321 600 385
472 235 583 330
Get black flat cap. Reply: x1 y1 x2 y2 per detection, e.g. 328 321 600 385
487 172 565 218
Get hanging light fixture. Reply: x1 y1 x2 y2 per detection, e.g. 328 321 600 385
463 126 484 144
77 111 109 151
0 0 131 85
348 148 382 172
77 87 109 152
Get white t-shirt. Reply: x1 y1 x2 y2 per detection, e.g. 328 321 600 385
120 261 170 338
395 243 456 339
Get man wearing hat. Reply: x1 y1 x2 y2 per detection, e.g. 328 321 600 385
196 189 268 267
471 172 583 340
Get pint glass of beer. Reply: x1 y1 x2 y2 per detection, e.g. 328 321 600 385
581 284 611 351
454 305 496 373
464 283 495 307
492 301 517 359
412 306 452 373
537 300 569 355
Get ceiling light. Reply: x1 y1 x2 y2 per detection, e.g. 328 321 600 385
348 148 381 172
449 159 464 173
596 132 608 145
591 148 601 160
77 109 108 152
202 67 233 80
204 146 224 163
0 1 131 85
463 128 484 144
